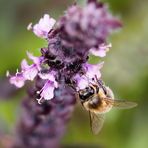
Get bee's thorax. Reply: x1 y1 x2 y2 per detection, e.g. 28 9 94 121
88 95 101 109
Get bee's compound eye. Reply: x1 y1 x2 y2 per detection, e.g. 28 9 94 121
79 87 94 101
79 91 87 100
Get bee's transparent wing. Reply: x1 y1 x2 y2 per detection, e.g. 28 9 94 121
103 98 137 109
89 111 105 135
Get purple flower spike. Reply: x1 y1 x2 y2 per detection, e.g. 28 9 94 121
7 1 122 147
9 72 25 88
58 0 122 50
28 14 56 38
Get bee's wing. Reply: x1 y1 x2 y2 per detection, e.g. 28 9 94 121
89 111 105 135
103 98 137 109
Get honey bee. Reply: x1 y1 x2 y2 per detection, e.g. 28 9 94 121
78 78 137 135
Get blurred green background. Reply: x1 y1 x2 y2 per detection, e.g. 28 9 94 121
0 0 148 148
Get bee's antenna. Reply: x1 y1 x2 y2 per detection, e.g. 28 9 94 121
94 75 103 86
94 75 98 82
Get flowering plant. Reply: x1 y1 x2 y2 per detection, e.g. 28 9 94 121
7 0 121 147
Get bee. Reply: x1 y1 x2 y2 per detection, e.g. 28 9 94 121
78 78 137 135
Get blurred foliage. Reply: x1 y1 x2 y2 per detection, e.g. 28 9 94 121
0 0 148 148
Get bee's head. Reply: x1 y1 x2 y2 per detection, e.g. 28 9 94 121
78 86 97 101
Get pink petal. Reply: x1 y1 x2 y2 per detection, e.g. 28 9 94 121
89 43 112 57
27 52 42 65
73 74 89 90
39 14 56 32
40 81 55 100
21 58 38 81
23 65 38 81
21 59 29 70
33 24 46 38
83 62 104 79
39 71 58 88
38 71 54 80
90 47 106 57
26 51 43 70
9 73 25 88
32 14 56 38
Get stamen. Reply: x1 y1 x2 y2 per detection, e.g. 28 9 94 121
36 91 40 94
36 97 43 104
16 69 19 74
27 23 33 30
6 71 10 77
